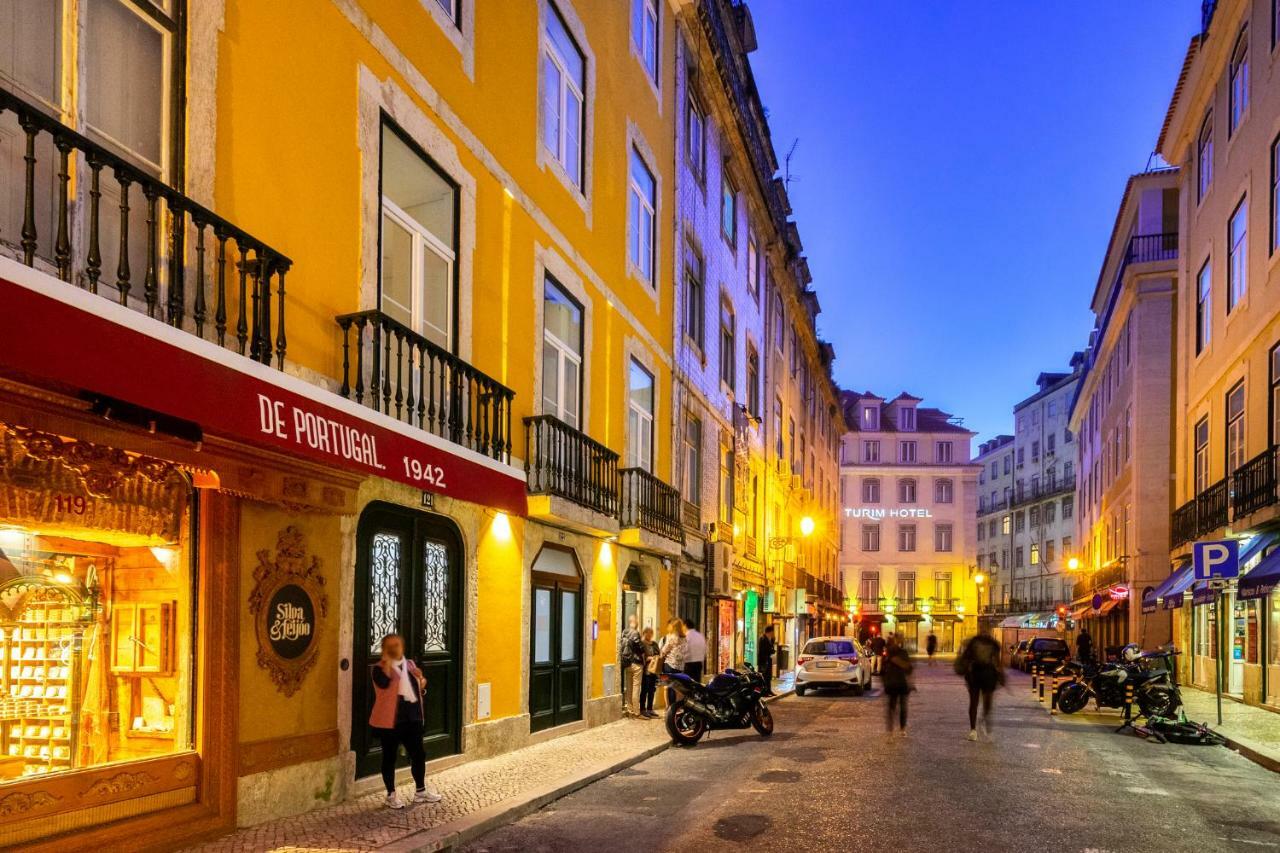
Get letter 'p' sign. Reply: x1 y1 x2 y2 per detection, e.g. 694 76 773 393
1193 539 1240 580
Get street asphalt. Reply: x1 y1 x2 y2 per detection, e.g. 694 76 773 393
459 662 1280 853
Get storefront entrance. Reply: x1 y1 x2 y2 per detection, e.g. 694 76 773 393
529 546 582 733
353 503 463 778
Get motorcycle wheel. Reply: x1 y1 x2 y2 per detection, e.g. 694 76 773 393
1138 685 1180 719
1056 683 1089 715
751 703 775 737
665 702 707 746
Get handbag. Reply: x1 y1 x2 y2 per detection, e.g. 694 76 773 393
646 655 661 675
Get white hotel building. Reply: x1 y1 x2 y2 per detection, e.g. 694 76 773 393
839 392 982 651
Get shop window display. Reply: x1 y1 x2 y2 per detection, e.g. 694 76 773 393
0 423 193 783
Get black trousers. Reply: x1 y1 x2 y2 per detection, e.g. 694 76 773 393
759 656 774 691
684 661 704 682
376 717 426 794
966 674 996 730
640 671 658 711
886 689 908 730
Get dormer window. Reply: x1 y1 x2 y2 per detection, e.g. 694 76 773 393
898 407 916 431
861 405 879 430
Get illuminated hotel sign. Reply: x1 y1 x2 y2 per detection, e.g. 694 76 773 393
843 507 933 519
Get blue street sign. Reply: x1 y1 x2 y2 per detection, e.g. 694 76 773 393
1193 539 1240 580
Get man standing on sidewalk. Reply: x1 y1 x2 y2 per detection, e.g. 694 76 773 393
619 615 644 718
758 625 776 696
684 619 706 683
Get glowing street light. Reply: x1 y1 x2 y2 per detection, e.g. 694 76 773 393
1067 556 1081 572
799 516 816 537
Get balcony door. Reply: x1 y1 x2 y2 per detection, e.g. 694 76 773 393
529 546 583 733
353 503 463 779
542 276 584 429
379 120 457 352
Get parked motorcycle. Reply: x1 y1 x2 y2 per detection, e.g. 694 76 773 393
1055 644 1181 718
663 665 773 746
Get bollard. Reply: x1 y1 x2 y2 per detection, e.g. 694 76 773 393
1038 666 1046 703
1115 681 1136 732
1050 676 1059 715
1031 665 1039 695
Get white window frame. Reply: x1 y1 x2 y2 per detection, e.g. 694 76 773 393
899 440 917 463
1229 197 1248 311
627 358 655 471
631 0 658 83
628 147 656 287
935 441 953 463
1197 258 1211 353
542 6 586 189
543 279 584 428
380 195 456 350
1230 29 1250 136
935 524 953 553
1198 112 1213 203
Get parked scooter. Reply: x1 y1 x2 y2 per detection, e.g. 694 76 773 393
1055 643 1181 718
663 665 773 746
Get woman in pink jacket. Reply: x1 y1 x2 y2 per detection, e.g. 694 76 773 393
370 634 442 808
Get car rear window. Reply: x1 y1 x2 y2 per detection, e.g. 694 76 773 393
1031 639 1068 652
804 640 854 655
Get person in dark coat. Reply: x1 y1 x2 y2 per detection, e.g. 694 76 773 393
926 631 938 665
956 628 1004 741
1075 628 1094 665
869 633 887 675
757 625 776 696
882 636 913 737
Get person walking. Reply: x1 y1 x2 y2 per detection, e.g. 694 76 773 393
926 631 938 666
869 632 886 675
1075 627 1094 665
657 618 689 706
757 625 777 696
369 633 443 809
956 627 1004 741
684 619 707 683
619 614 645 718
639 626 660 718
882 636 913 737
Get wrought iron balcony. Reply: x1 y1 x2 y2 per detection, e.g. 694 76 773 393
1171 499 1198 549
336 310 513 462
1232 446 1278 519
1125 232 1178 265
0 88 289 367
524 414 619 517
620 467 684 543
1196 479 1229 537
1011 474 1076 508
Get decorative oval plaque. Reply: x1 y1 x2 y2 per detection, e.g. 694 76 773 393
249 527 329 696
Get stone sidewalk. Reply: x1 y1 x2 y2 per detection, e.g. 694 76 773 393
182 718 670 853
1180 686 1280 772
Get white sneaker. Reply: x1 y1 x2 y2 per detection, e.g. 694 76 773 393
385 793 405 809
967 729 979 741
413 787 443 804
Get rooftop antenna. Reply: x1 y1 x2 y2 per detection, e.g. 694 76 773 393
784 138 799 193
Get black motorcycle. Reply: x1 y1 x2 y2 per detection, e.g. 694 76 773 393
1055 647 1181 718
663 665 773 746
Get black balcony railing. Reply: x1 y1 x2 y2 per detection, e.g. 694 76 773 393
1125 232 1178 265
1232 446 1278 519
524 415 619 517
336 310 513 462
1171 499 1198 549
1011 474 1076 508
0 88 290 367
620 467 684 543
1197 478 1229 537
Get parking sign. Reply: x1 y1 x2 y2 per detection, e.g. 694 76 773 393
1193 539 1240 580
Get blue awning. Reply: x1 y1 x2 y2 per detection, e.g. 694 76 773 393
1239 532 1279 568
1161 561 1196 610
1192 583 1216 606
1239 546 1280 600
1141 586 1158 614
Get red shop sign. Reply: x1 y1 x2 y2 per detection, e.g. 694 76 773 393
0 263 528 516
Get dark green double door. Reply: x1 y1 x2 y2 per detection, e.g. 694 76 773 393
529 547 583 732
353 503 463 778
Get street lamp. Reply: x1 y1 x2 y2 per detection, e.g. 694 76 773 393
799 515 816 537
1066 556 1081 572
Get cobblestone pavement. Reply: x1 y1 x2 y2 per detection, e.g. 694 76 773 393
182 718 668 853
461 666 1280 853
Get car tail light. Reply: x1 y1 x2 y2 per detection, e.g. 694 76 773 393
797 655 811 667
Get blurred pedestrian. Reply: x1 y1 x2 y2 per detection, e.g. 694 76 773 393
926 631 938 666
684 619 706 683
956 627 1004 741
757 625 776 696
869 632 886 675
882 636 913 737
1075 627 1094 665
639 627 660 718
619 614 644 718
658 618 688 706
369 633 442 808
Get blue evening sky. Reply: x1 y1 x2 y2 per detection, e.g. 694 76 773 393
748 1 1201 443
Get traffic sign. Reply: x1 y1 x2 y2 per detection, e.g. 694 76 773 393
1193 539 1240 580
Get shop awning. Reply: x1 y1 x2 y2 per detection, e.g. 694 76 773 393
1239 532 1279 567
998 615 1025 628
1069 603 1092 620
1239 546 1280 600
1096 598 1123 616
1152 560 1194 610
1192 583 1216 606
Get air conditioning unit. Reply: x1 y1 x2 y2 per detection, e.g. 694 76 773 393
708 543 733 596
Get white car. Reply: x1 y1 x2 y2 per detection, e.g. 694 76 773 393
794 636 872 696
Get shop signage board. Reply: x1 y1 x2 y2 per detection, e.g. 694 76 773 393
0 265 528 515
249 526 329 697
1193 539 1239 580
